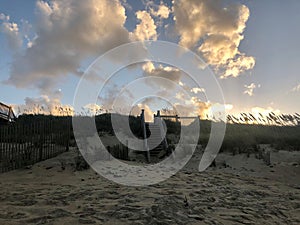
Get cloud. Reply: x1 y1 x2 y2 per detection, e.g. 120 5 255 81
20 19 34 48
114 85 229 122
143 61 182 82
0 13 22 50
243 83 260 96
150 3 170 19
5 0 131 92
192 100 211 119
131 103 154 122
83 103 103 115
160 98 230 123
190 87 205 94
141 62 228 121
142 61 156 73
142 61 183 90
132 10 157 41
225 104 233 111
292 83 300 92
174 102 197 115
190 97 232 120
222 55 255 78
14 94 74 116
172 97 206 118
173 0 255 78
0 13 9 21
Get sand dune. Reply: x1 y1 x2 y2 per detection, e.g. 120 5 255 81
0 148 300 225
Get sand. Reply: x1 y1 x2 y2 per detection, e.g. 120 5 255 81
0 147 300 225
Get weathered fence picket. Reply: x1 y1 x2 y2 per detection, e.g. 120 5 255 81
0 119 71 173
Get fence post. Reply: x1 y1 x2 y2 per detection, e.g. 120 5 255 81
0 129 1 172
141 109 150 163
9 124 13 170
66 119 70 152
15 123 20 169
39 122 43 161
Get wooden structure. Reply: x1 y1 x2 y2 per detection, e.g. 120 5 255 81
140 110 169 162
140 109 151 162
140 110 200 163
159 113 200 122
0 102 16 125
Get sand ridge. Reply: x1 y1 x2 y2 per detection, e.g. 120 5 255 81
0 148 300 225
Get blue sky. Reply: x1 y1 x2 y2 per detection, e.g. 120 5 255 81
0 0 299 117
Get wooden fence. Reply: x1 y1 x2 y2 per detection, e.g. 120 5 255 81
0 119 71 173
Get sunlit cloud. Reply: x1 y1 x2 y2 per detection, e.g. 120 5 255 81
0 13 22 50
173 0 255 78
83 103 103 116
244 83 260 96
14 94 74 116
132 10 157 41
150 2 170 19
5 0 131 93
131 103 154 122
222 55 255 78
190 87 205 94
292 83 300 92
1 0 295 120
142 61 182 89
225 104 234 111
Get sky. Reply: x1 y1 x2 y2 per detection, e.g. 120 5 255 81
0 0 299 119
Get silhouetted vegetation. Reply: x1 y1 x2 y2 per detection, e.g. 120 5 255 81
5 113 300 155
220 123 300 152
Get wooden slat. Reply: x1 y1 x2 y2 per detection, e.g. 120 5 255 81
0 117 71 173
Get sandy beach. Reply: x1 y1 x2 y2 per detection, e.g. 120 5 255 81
1 0 300 224
1 147 299 225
